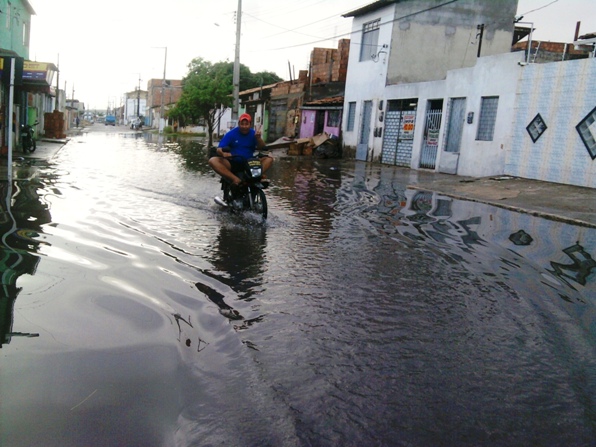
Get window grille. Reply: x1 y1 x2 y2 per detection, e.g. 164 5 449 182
360 19 380 62
476 96 499 141
327 110 341 128
347 102 356 131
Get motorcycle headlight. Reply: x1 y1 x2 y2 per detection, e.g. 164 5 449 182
250 166 262 177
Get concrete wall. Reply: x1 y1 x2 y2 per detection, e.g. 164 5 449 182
441 51 524 177
0 0 32 59
342 2 396 155
387 0 518 84
300 110 316 138
350 51 523 175
507 58 596 188
299 110 341 139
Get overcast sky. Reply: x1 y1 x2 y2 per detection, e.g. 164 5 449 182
28 0 596 110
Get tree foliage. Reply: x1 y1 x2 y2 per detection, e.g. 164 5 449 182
168 58 282 147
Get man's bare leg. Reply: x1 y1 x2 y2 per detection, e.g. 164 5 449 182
209 157 242 185
261 156 273 177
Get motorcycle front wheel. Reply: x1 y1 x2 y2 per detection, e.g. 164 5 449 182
249 187 268 220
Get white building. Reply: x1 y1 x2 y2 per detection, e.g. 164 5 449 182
341 0 596 188
124 90 147 124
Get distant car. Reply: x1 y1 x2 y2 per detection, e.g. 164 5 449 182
105 115 116 126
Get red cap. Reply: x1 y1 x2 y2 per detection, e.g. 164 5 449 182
239 113 252 123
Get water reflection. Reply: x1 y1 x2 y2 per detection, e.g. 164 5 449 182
4 132 596 446
195 222 268 336
0 180 47 348
549 243 596 289
144 133 213 174
343 162 596 308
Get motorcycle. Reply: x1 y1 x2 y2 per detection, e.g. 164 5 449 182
130 118 142 130
213 152 269 221
21 121 39 153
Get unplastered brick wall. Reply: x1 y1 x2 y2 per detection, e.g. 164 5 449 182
309 39 350 84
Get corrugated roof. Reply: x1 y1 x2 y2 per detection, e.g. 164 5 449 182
239 82 280 96
302 96 344 108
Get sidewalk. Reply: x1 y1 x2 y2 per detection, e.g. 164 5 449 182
405 170 596 228
4 134 596 228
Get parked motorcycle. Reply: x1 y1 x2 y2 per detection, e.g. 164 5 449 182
130 118 142 130
21 121 39 153
213 152 269 221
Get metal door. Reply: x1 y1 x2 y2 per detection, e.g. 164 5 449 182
445 98 466 153
269 98 286 142
356 101 372 161
420 101 443 169
315 111 325 135
381 99 417 166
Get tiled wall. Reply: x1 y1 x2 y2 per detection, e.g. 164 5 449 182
508 58 596 188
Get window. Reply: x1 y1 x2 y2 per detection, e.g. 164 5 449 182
526 113 547 143
576 106 596 160
360 19 380 62
476 96 499 141
22 21 29 46
327 110 341 128
347 102 356 131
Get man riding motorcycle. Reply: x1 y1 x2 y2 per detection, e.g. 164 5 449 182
209 113 273 186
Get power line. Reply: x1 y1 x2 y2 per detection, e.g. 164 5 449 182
519 0 560 17
242 11 327 40
263 0 460 52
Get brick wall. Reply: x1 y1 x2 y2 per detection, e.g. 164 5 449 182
513 40 592 63
147 79 183 108
309 39 350 84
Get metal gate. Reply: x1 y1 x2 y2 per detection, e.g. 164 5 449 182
269 98 287 142
445 98 466 153
420 103 443 169
381 99 417 166
356 101 372 161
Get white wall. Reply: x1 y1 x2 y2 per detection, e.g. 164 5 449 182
342 3 395 154
442 52 524 177
125 97 147 121
375 52 523 176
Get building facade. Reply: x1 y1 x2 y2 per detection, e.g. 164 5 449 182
340 0 596 188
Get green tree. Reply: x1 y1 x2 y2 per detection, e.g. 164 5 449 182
169 57 282 147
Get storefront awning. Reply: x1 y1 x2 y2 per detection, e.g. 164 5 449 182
21 61 58 94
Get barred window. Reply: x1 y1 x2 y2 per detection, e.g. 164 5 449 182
360 19 380 62
327 110 341 128
476 96 499 141
347 102 356 131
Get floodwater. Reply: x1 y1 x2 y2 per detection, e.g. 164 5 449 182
1 128 595 447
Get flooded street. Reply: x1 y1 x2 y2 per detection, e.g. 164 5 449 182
1 127 596 447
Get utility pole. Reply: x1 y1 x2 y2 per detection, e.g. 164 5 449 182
232 0 242 121
160 47 167 133
55 53 60 111
137 74 141 118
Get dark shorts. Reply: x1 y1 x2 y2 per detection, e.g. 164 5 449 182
229 157 247 173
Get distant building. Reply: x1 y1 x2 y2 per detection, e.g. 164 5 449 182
145 78 183 128
124 89 147 124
